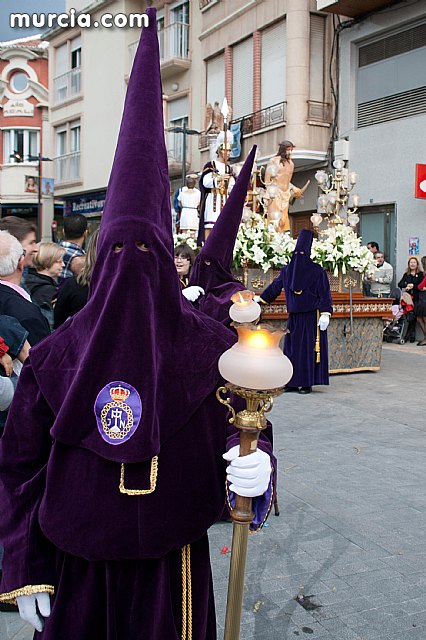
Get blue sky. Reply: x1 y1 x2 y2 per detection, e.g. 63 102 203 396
0 1 65 41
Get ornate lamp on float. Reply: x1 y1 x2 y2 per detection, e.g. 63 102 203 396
312 159 360 236
216 291 293 640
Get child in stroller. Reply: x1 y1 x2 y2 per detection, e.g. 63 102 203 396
383 287 414 344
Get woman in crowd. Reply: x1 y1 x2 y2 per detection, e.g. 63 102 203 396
416 256 426 346
54 228 99 328
25 243 66 330
398 256 424 343
174 243 195 289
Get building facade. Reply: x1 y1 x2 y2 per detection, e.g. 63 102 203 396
0 35 57 238
319 0 426 279
198 0 336 235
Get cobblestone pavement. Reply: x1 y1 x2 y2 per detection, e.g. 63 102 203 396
1 344 426 639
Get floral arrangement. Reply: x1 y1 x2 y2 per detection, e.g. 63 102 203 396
233 213 296 272
311 225 376 276
173 232 198 252
233 216 376 275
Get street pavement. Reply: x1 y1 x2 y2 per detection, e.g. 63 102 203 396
1 343 426 639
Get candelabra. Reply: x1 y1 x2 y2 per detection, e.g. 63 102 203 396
312 159 360 236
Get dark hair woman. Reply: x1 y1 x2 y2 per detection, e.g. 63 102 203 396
398 256 424 343
174 243 195 288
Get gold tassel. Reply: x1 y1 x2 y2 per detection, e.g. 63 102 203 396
315 310 321 363
181 545 192 640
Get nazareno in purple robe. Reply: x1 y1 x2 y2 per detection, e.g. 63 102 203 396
261 229 333 388
0 9 275 640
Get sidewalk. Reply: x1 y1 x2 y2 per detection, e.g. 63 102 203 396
1 345 426 639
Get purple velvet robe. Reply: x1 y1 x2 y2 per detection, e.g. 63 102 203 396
261 231 333 388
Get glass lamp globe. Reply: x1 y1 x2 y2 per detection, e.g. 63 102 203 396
266 184 279 199
218 324 293 390
333 159 345 171
267 163 279 178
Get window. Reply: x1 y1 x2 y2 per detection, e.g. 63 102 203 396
309 14 326 103
171 1 189 25
206 54 225 107
357 22 426 127
54 36 82 103
55 121 81 182
261 21 286 109
170 1 189 59
10 72 29 93
233 38 253 119
168 96 188 163
2 129 40 163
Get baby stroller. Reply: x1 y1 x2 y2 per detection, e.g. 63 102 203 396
383 287 414 344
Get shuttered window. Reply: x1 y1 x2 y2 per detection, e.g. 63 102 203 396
309 14 326 103
359 22 426 67
261 20 286 109
232 38 253 119
206 54 225 106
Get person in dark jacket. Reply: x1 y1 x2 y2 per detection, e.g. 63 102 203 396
398 256 424 343
25 243 65 330
54 229 99 328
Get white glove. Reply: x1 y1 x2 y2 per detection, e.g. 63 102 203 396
182 286 205 302
253 295 261 303
223 446 272 498
17 592 51 632
318 313 330 331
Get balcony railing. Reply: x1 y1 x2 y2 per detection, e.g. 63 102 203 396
307 100 332 123
232 102 287 135
158 22 190 62
53 68 81 104
55 151 80 183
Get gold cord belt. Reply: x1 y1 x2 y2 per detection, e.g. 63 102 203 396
119 457 158 495
181 544 192 640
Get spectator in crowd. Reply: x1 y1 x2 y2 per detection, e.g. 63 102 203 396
367 241 380 255
0 315 30 428
365 251 393 298
415 257 426 346
0 230 50 346
174 243 195 289
177 176 201 237
25 243 66 330
58 214 88 283
398 256 424 343
0 217 38 269
54 229 99 328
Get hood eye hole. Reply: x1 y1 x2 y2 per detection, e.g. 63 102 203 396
113 243 124 253
136 242 150 252
204 259 211 266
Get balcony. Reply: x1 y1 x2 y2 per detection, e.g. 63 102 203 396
199 0 220 10
316 0 400 18
53 68 81 104
55 152 80 184
307 101 332 124
158 22 191 78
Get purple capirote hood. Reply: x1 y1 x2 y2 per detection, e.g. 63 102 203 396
26 8 236 465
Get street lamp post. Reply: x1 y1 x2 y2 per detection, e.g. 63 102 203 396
28 154 53 239
9 151 52 237
166 122 200 185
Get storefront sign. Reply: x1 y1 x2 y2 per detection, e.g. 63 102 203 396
415 164 426 199
64 191 106 216
3 99 34 117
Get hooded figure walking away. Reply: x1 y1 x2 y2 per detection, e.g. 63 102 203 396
260 229 333 394
0 10 275 640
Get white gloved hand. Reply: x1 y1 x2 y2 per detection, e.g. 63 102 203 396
182 286 205 302
17 592 51 632
318 313 330 331
253 295 261 303
223 446 272 498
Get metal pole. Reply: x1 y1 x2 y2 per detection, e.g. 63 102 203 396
37 155 41 240
182 122 187 186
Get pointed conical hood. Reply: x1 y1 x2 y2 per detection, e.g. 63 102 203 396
198 145 256 270
99 6 171 251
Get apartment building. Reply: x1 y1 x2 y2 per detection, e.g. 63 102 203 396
198 0 335 234
319 0 426 277
0 35 58 238
43 0 200 232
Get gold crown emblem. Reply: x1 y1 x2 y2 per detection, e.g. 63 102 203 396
110 386 130 403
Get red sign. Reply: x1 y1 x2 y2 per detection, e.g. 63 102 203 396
415 164 426 199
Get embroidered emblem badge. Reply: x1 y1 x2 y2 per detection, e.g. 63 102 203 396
94 382 142 445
